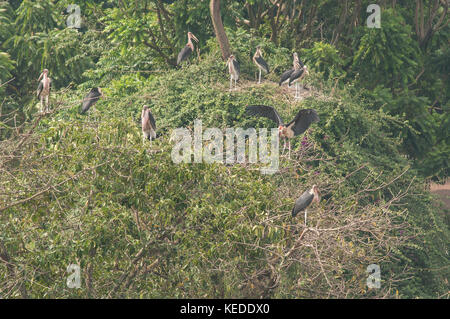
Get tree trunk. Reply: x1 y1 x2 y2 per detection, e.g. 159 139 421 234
414 0 448 49
210 0 231 60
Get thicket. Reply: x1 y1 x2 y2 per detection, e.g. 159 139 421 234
0 0 448 298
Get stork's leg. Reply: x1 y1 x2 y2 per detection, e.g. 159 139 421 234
258 69 261 84
281 138 287 155
304 209 308 226
45 95 49 112
229 76 232 91
234 78 237 90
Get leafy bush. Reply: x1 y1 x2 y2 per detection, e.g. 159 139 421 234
1 53 447 298
301 41 346 80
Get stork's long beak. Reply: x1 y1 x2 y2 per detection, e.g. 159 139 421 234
190 33 199 43
38 72 44 82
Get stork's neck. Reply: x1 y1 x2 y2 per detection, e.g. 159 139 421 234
293 59 301 70
187 38 194 51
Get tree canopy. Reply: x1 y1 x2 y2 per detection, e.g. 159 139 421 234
0 0 448 299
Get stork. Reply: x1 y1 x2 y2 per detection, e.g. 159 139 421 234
288 57 309 99
292 185 320 226
141 105 157 144
177 32 199 66
253 46 269 84
226 55 240 90
279 52 299 87
36 69 51 113
80 87 103 114
245 105 319 158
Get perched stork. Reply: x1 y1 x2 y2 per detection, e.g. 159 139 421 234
289 57 309 99
245 105 319 157
279 52 299 87
141 105 157 144
226 55 240 90
36 69 51 113
253 46 269 84
80 87 103 114
292 185 320 226
177 32 199 66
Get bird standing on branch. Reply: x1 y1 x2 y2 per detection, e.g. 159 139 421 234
226 54 240 90
80 87 104 115
279 52 299 87
289 56 309 99
141 105 157 144
292 185 320 226
36 69 51 113
253 46 269 84
279 53 309 98
245 105 319 158
177 32 199 66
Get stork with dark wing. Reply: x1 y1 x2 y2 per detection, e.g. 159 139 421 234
177 32 199 66
245 105 319 157
253 46 269 84
141 105 157 144
279 53 309 99
37 69 51 113
226 54 240 90
292 185 320 225
80 87 103 114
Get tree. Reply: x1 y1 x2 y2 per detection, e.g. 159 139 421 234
210 0 231 60
414 0 448 49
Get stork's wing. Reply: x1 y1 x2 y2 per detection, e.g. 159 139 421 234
177 45 193 65
232 59 240 76
254 56 269 73
292 190 314 217
81 89 101 114
288 68 304 85
279 68 294 86
37 81 43 98
245 105 284 126
286 109 319 136
148 110 156 130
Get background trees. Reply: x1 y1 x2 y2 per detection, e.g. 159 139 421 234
0 0 448 298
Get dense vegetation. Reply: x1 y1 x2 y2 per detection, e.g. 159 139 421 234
0 0 448 298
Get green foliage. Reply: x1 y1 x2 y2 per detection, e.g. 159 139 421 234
352 10 419 89
0 52 14 94
301 42 346 80
1 54 448 298
0 1 448 299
